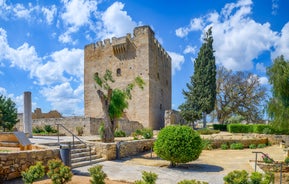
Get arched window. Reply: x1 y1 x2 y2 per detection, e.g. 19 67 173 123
117 68 121 76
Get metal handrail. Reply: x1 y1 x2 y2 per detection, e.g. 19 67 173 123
57 124 92 163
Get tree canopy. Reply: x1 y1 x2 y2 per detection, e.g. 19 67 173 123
0 95 18 131
179 27 216 127
215 67 267 124
94 70 145 142
267 55 289 130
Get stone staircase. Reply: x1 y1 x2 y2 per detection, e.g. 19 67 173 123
40 141 105 168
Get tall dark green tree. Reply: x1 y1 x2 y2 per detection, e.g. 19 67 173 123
267 55 289 131
0 95 19 131
179 27 216 128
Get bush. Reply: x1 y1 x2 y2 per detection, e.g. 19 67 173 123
257 144 267 148
221 143 229 150
285 157 289 164
47 159 73 184
253 124 271 134
249 144 257 149
154 125 202 166
223 170 249 184
114 129 126 137
132 128 153 139
197 128 220 135
134 171 158 184
177 179 208 184
230 143 244 150
44 125 57 133
21 162 45 184
224 170 273 184
88 165 107 184
213 124 227 131
228 124 253 133
202 139 213 150
32 126 45 134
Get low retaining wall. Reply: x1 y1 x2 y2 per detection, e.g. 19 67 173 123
94 139 155 160
0 148 59 181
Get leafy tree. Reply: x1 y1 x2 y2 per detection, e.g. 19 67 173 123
154 125 202 167
215 67 267 124
0 94 18 131
267 55 289 131
179 27 216 127
94 70 145 142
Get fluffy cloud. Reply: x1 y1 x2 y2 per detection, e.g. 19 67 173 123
168 51 185 75
183 45 197 55
40 82 83 115
97 2 137 39
259 76 269 85
256 62 267 73
42 5 57 25
176 0 280 71
271 22 289 60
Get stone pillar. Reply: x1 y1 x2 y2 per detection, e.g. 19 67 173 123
23 91 32 137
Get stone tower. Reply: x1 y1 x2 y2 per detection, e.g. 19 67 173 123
84 26 171 129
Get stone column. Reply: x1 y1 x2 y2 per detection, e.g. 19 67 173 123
23 91 32 137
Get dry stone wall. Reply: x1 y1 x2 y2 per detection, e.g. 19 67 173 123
0 148 59 181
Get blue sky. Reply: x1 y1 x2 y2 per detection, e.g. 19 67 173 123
0 0 288 116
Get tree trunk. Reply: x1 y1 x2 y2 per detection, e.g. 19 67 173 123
203 112 207 128
97 89 115 142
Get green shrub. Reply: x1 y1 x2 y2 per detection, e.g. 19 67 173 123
228 124 253 133
134 171 158 184
223 170 249 184
154 125 202 166
32 126 45 134
249 144 257 149
285 157 289 164
253 124 271 134
114 129 126 137
230 143 244 150
44 125 57 133
21 162 45 184
213 124 227 131
197 128 220 135
177 179 208 184
88 165 107 184
47 159 73 184
202 139 213 150
250 172 262 184
132 128 153 139
257 144 267 148
221 143 229 150
98 122 105 141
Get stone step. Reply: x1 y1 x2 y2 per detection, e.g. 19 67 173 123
71 147 91 153
71 158 106 168
71 155 99 163
71 151 91 159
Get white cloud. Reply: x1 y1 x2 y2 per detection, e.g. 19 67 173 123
271 22 289 60
272 0 279 15
183 45 196 55
176 18 204 38
259 76 269 85
176 0 278 71
40 82 83 115
12 3 32 19
168 51 185 75
256 62 266 73
97 1 137 39
42 5 57 25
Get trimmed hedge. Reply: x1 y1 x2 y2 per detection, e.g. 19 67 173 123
213 124 227 131
227 124 284 134
228 124 253 133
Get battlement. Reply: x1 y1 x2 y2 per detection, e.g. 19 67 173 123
84 26 171 61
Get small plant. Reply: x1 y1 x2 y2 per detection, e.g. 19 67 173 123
32 126 44 134
197 128 220 135
221 143 229 150
223 170 249 184
88 165 107 184
177 179 208 184
262 154 274 164
202 139 213 150
257 144 267 148
135 171 158 184
76 126 84 136
249 144 256 149
132 128 153 139
114 129 126 137
230 143 244 150
285 156 289 164
21 161 45 184
47 159 73 184
98 122 105 141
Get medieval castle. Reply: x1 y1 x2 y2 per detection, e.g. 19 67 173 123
84 26 172 129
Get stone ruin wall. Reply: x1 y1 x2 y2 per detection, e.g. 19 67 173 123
32 108 62 119
164 109 187 126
